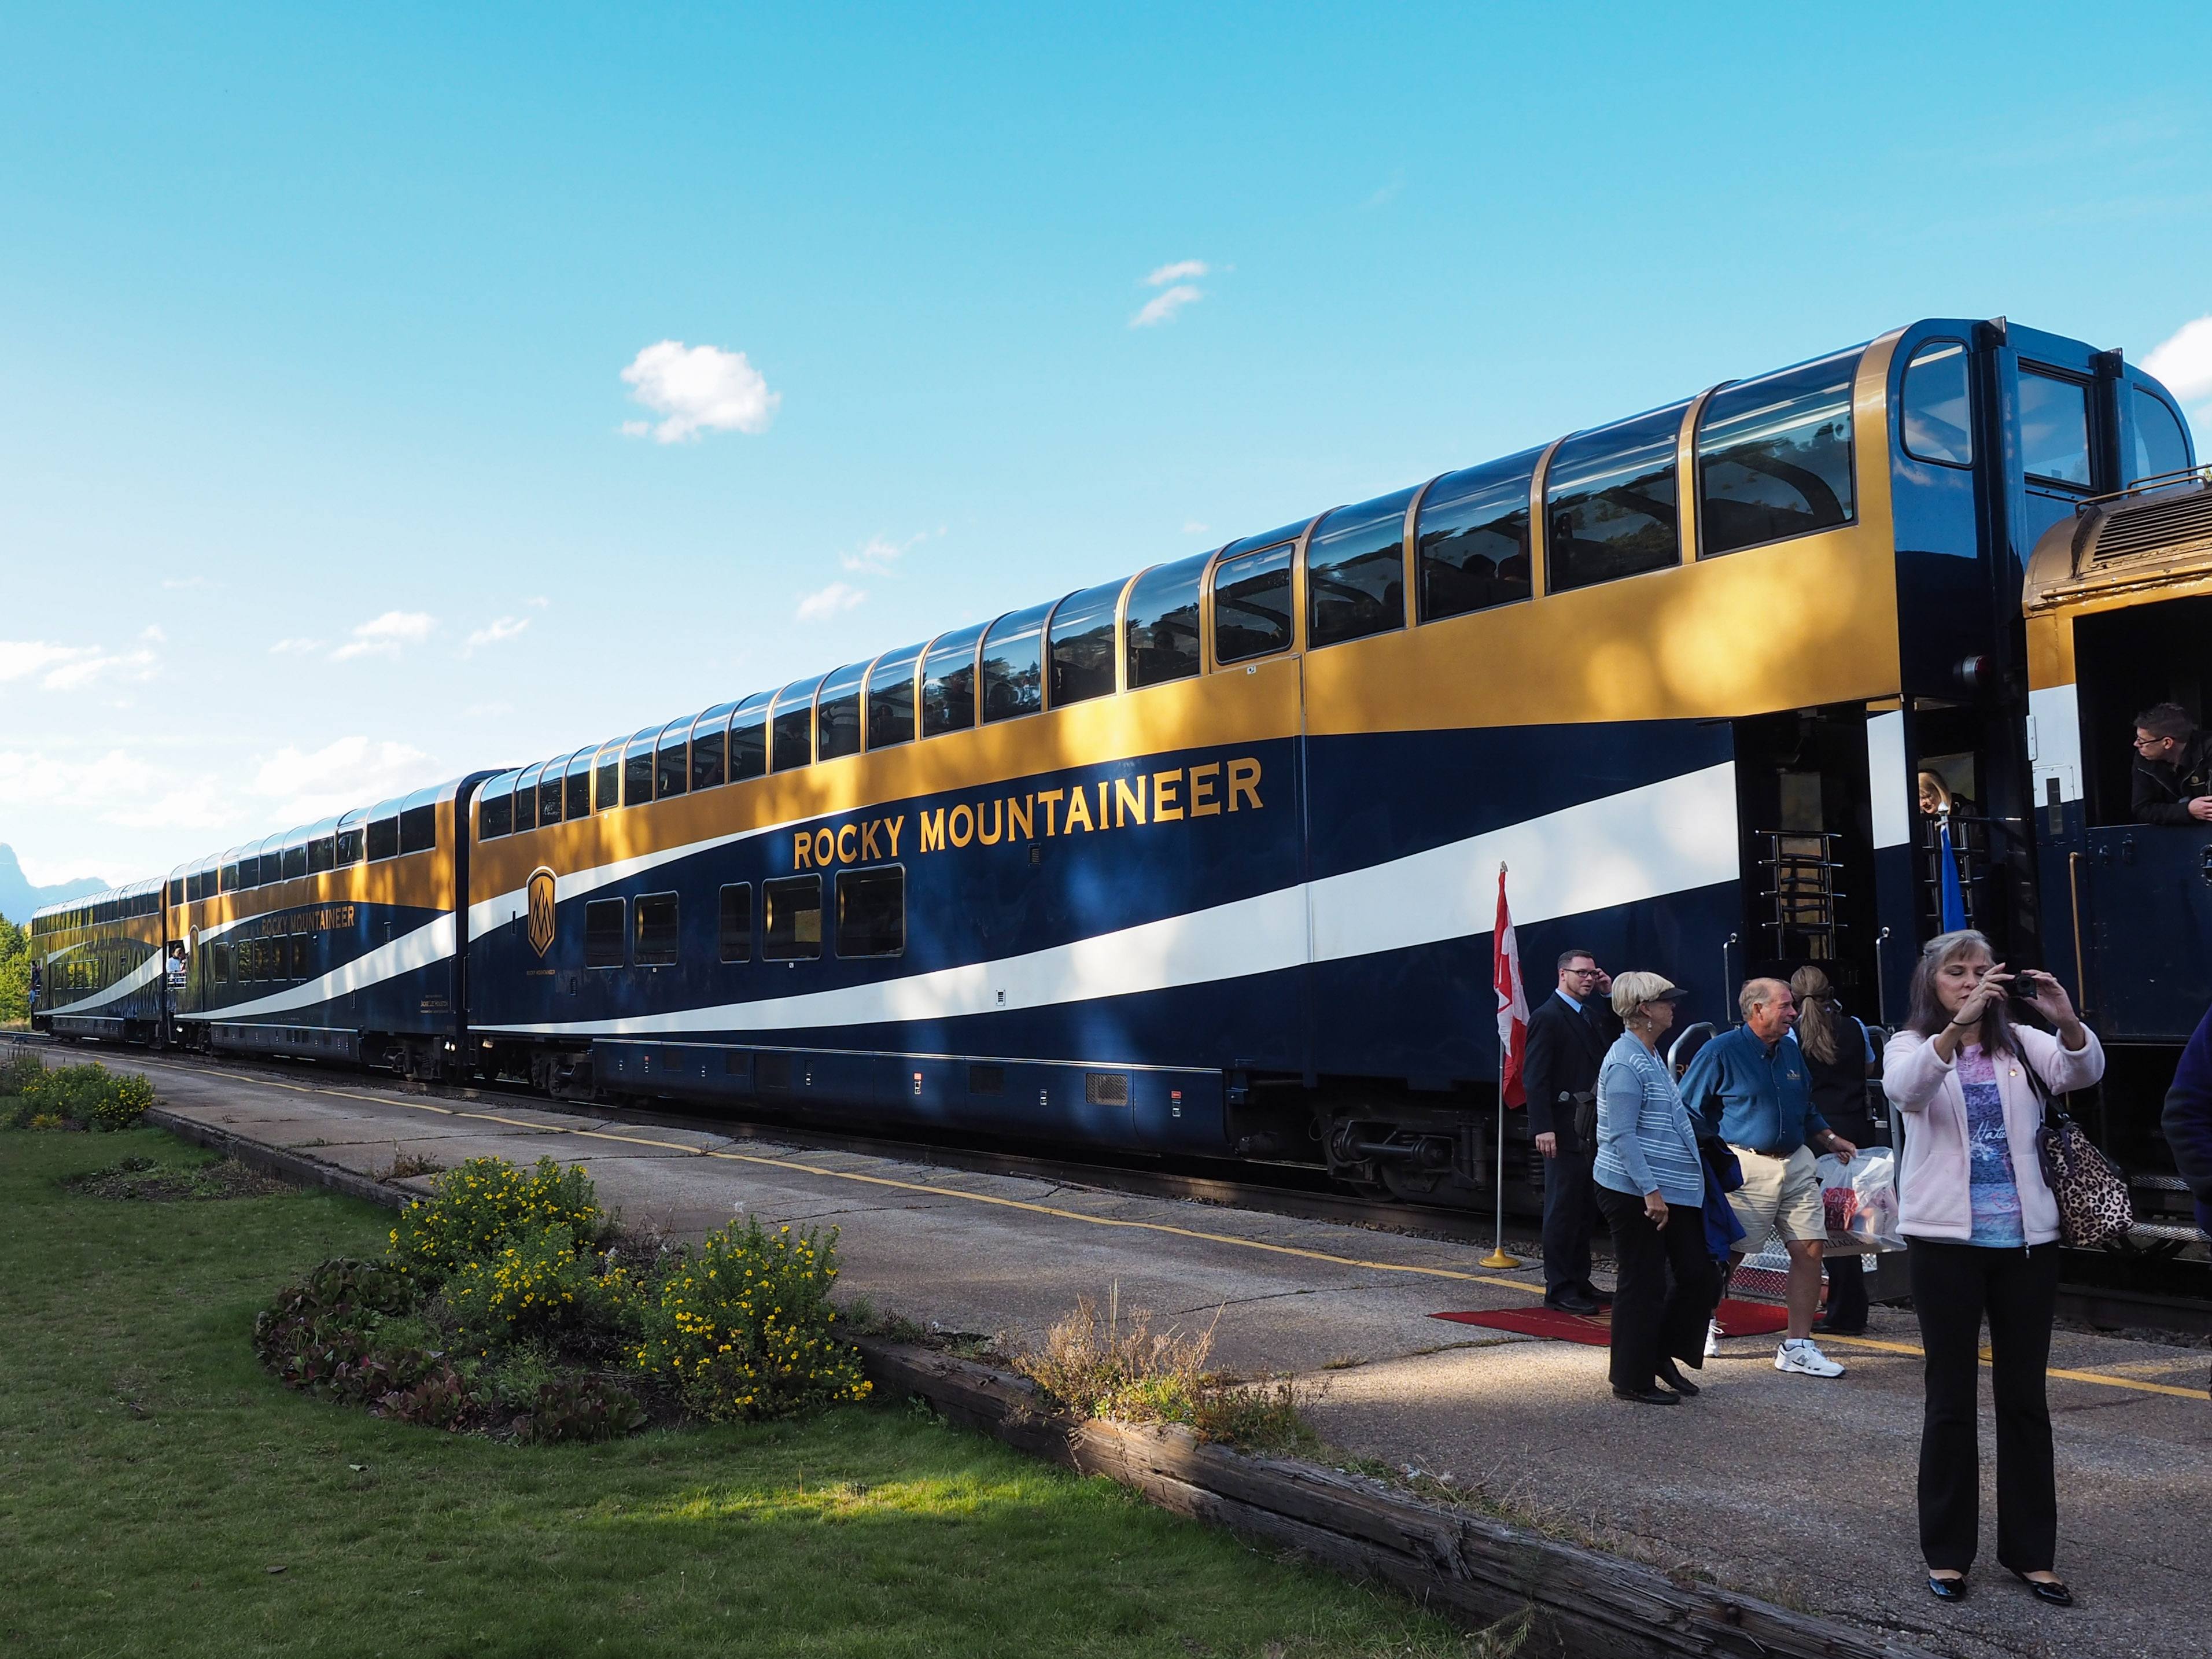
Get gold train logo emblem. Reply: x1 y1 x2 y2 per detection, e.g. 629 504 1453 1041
526 868 558 957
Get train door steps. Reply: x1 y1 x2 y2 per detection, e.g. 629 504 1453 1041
143 1099 1933 1659
861 1340 1937 1659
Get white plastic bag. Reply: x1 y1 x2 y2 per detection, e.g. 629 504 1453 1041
1815 1148 1903 1252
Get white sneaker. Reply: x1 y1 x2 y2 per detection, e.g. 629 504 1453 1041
1704 1319 1722 1359
1775 1338 1845 1378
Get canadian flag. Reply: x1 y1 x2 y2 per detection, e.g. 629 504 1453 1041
1494 865 1528 1108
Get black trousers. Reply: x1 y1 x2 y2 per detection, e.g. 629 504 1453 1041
1822 1252 1868 1332
1594 1185 1719 1390
1540 1141 1600 1300
1907 1238 2062 1574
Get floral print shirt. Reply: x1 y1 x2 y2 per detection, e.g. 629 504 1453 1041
1957 1045 2024 1248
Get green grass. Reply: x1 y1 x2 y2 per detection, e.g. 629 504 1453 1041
0 1126 1496 1658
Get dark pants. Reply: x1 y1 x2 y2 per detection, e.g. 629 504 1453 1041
1595 1185 1720 1391
1822 1253 1868 1332
1540 1141 1600 1301
1908 1238 2062 1575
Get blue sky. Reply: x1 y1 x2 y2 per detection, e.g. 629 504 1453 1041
5 2 2212 891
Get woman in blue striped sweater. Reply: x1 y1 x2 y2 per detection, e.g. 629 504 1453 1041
1593 971 1717 1404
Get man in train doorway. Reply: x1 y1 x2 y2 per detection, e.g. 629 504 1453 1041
2130 703 2212 825
1524 949 1617 1314
1680 979 1857 1378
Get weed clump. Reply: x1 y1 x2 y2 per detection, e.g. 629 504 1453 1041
1014 1288 1315 1454
1 1059 154 1131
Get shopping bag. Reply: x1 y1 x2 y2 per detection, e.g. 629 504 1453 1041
1815 1148 1903 1253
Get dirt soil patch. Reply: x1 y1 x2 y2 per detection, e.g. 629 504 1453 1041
64 1155 296 1201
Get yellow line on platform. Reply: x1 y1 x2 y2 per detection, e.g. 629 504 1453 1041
133 1056 2206 1400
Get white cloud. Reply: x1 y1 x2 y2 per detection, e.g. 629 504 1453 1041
466 700 514 719
0 642 90 684
1144 260 1210 287
796 581 867 622
525 595 551 609
0 639 157 691
0 747 227 834
248 736 439 824
1131 284 1204 329
269 637 325 655
160 575 208 591
141 624 166 644
620 340 780 443
331 610 436 662
464 615 529 654
1182 520 1210 534
2144 315 2212 404
1363 176 1404 209
840 531 931 575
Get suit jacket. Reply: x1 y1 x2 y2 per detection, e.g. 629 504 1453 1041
1524 991 1616 1149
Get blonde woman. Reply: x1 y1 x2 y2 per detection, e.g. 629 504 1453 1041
1591 971 1713 1404
1885 930 2102 1608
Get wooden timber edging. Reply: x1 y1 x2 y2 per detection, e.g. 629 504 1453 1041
141 1104 1932 1659
860 1344 1937 1659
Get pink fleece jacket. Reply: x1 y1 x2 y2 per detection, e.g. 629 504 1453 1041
1882 1024 2106 1245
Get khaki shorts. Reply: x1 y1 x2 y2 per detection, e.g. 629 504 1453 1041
1726 1145 1826 1249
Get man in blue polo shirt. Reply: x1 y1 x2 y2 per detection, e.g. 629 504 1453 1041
1680 977 1858 1378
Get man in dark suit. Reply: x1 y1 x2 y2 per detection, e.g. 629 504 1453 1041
1525 948 1617 1313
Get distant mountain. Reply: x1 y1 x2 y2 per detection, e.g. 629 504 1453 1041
0 845 109 928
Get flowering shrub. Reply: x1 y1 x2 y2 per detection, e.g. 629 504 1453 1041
390 1156 605 1285
636 1215 870 1421
442 1223 605 1345
2 1061 153 1130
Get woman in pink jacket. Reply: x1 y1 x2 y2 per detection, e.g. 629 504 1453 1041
1885 928 2102 1609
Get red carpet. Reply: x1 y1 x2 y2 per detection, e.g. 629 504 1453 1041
1429 1299 1790 1348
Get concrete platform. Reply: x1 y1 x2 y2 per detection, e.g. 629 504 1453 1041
88 1050 2212 1659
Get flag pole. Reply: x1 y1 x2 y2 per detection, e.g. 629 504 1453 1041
1483 860 1521 1270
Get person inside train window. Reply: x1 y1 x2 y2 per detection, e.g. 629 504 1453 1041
1917 770 1953 818
166 942 187 988
2130 703 2212 825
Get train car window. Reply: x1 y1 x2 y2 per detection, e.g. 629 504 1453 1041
479 773 515 839
186 872 203 902
308 834 336 873
564 750 595 818
290 934 310 978
816 661 868 761
336 814 366 864
584 898 626 968
1213 544 1295 663
2132 388 2192 482
690 704 735 791
514 764 543 834
770 674 823 772
282 840 309 881
539 755 569 824
761 875 823 960
654 721 690 799
212 941 230 983
222 860 242 892
633 892 680 965
729 694 770 780
1048 580 1125 706
1417 451 1536 621
2019 368 2092 490
167 878 183 906
367 814 400 861
865 644 923 750
399 803 437 856
624 725 659 806
1124 553 1207 688
1698 349 1859 558
717 883 753 962
595 740 621 811
921 624 986 736
1545 402 1687 594
1900 340 1973 466
982 603 1052 722
1308 488 1416 648
835 866 905 957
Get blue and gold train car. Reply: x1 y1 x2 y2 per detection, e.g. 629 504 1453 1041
462 316 2198 1205
27 879 169 1042
153 776 493 1072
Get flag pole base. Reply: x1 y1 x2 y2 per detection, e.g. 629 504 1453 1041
1480 1249 1522 1269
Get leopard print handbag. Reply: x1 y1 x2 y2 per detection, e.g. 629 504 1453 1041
2027 1066 2134 1249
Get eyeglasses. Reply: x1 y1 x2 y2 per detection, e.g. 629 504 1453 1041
1564 967 1602 978
2134 735 2168 750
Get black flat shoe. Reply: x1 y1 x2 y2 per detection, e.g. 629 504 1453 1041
1926 1574 1968 1603
2008 1569 2073 1606
1547 1294 1601 1315
1654 1362 1700 1397
1612 1385 1678 1405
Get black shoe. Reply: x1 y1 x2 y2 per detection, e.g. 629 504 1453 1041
1547 1293 1601 1315
1577 1284 1613 1306
1611 1385 1678 1405
1813 1320 1866 1337
1927 1573 1968 1603
1655 1361 1700 1397
2008 1569 2073 1606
